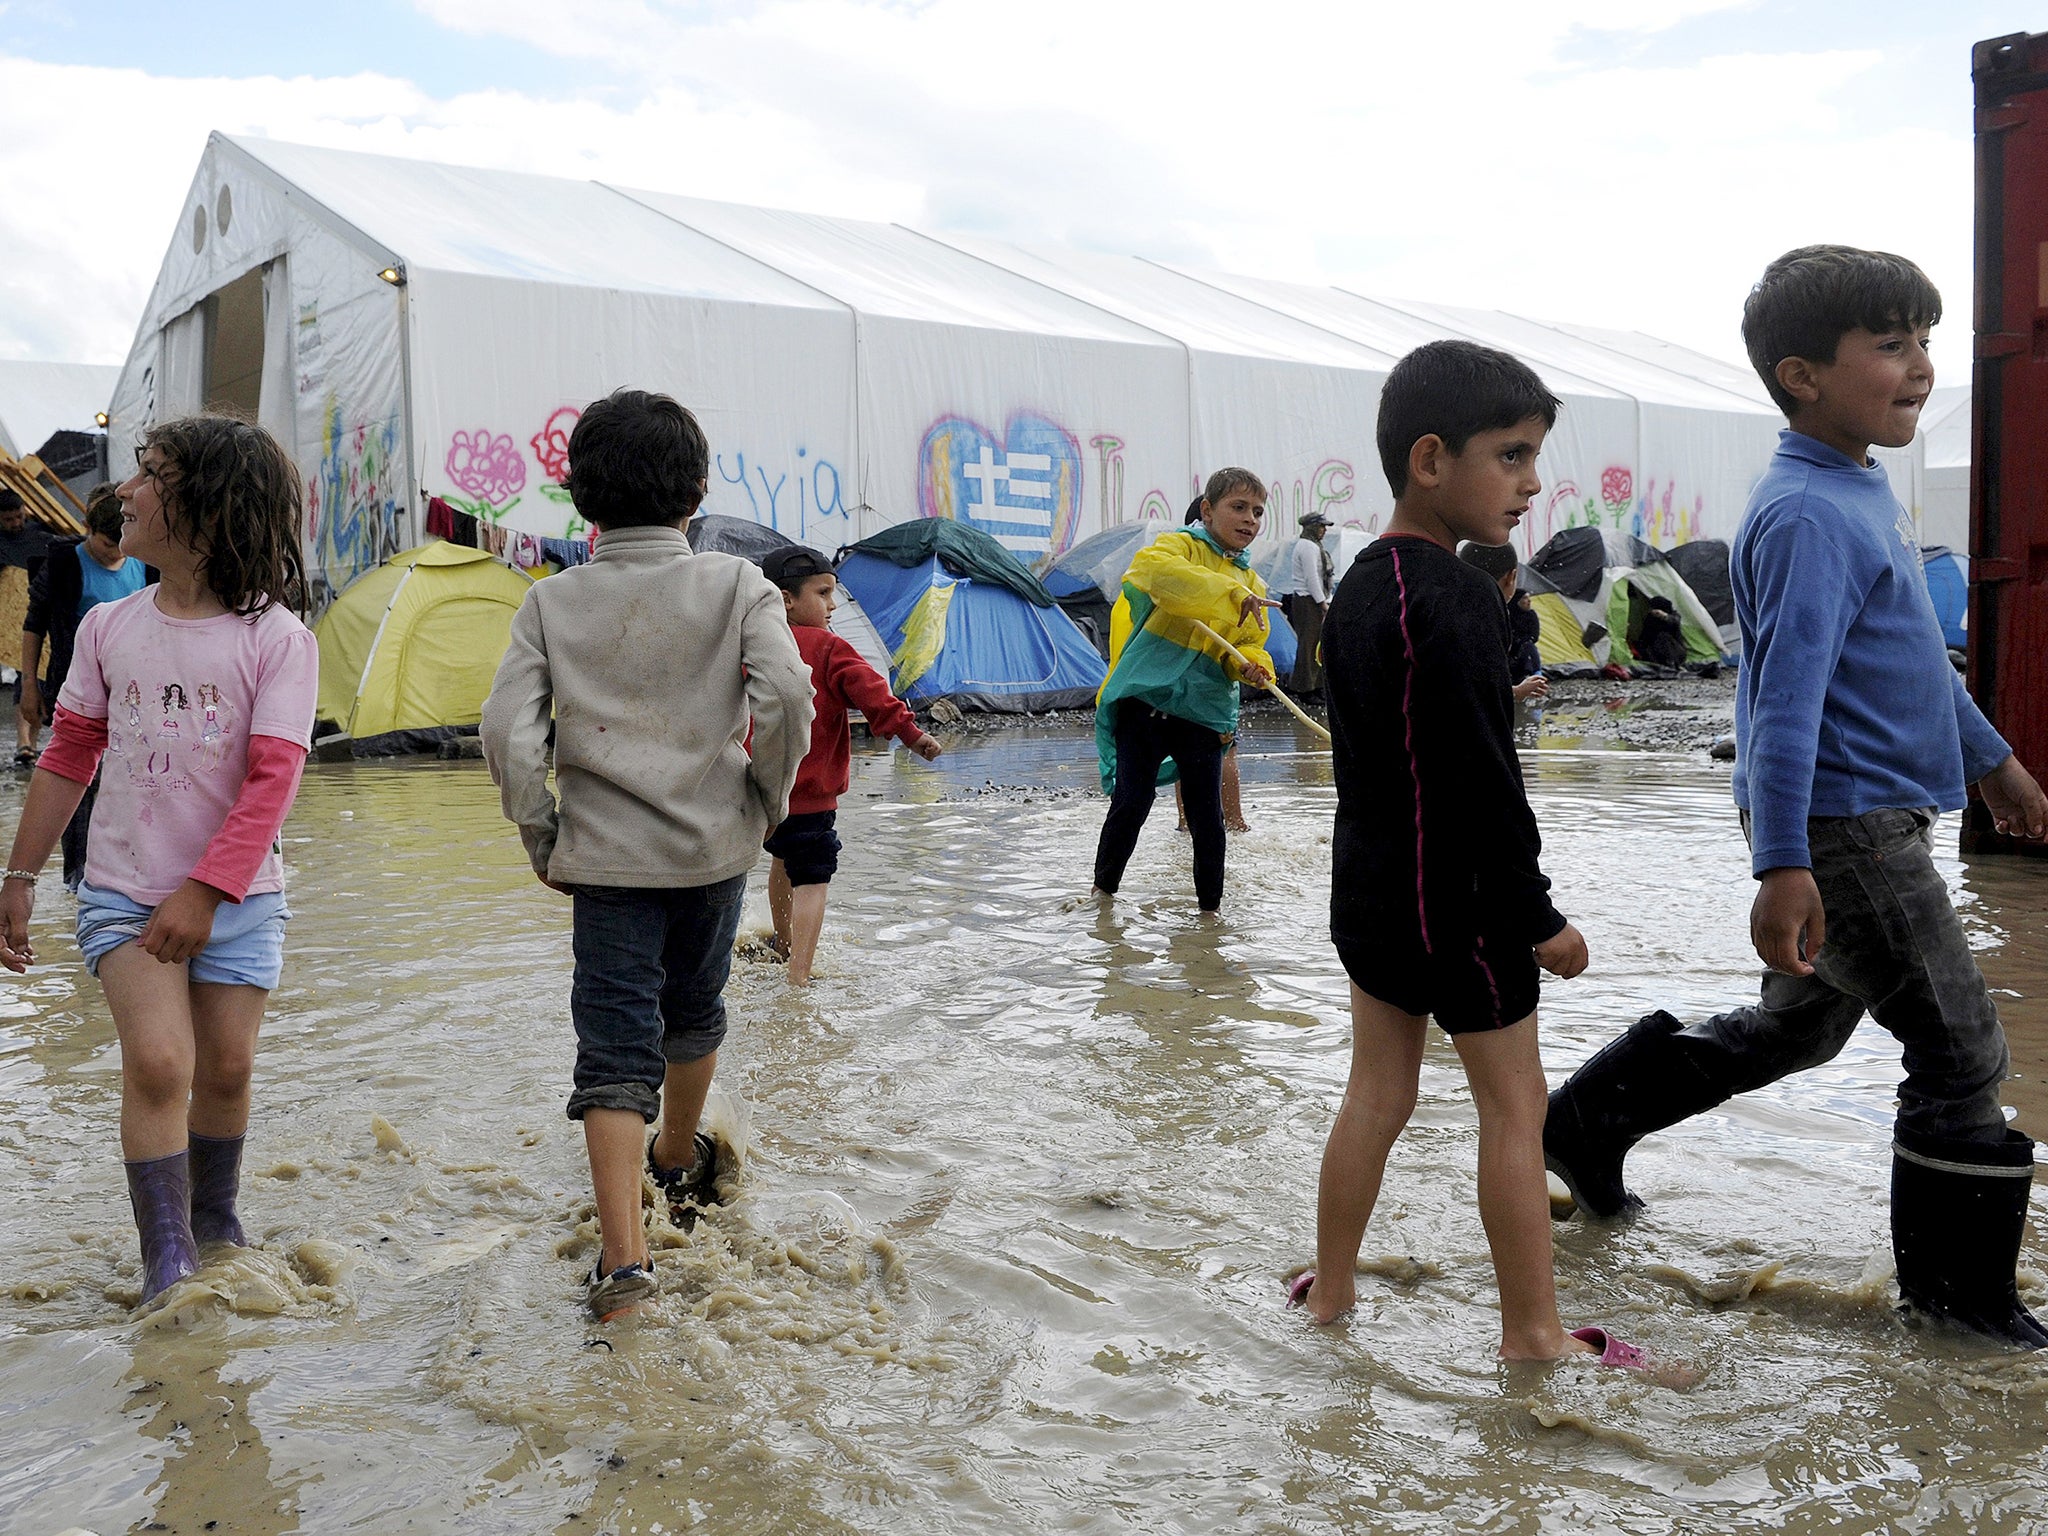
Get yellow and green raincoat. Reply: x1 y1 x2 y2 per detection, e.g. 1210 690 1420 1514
1095 526 1275 794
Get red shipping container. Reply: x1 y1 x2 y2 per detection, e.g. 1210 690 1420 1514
1965 30 2048 857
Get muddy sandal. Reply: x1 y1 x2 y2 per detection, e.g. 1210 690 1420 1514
647 1131 721 1230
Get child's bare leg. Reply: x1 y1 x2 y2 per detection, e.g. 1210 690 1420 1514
650 1052 717 1172
584 1107 651 1272
187 983 267 1138
1452 1015 1593 1360
99 946 199 1160
768 858 794 958
785 881 828 986
1309 983 1426 1323
1222 749 1248 833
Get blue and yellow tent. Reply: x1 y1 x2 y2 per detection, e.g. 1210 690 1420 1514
836 520 1107 713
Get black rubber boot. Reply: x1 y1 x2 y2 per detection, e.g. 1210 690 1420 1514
1891 1126 2048 1349
1544 1010 1733 1220
188 1131 248 1247
125 1152 200 1302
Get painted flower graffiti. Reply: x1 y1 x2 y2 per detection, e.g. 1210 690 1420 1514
532 407 579 504
443 429 526 521
1600 466 1633 524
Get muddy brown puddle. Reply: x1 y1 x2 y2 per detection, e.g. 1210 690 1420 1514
2 716 2045 1534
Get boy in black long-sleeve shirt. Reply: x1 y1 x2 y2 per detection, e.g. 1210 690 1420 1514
1292 341 1643 1369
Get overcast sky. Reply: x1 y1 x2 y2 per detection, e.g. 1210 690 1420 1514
0 1 2029 371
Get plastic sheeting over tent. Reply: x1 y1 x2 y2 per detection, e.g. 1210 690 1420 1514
837 524 1105 713
684 513 894 682
313 542 533 748
106 134 1935 614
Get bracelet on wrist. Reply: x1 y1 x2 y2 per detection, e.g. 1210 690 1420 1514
3 869 40 883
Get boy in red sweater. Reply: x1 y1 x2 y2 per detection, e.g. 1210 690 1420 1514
762 547 942 985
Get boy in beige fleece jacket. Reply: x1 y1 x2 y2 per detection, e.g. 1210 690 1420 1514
481 389 814 1320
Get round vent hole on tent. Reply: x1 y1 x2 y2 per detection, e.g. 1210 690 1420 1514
190 204 207 253
215 184 233 236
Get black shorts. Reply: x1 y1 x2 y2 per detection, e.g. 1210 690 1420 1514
764 810 840 887
1333 930 1539 1035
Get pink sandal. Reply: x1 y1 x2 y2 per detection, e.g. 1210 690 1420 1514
1569 1325 1650 1370
1286 1271 1316 1308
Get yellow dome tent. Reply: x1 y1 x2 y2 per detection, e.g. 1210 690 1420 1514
315 543 535 743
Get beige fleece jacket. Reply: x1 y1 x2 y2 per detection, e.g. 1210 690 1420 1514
480 524 815 888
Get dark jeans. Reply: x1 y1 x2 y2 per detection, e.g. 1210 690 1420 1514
1682 807 2011 1141
1093 703 1228 910
1289 599 1326 696
566 875 746 1122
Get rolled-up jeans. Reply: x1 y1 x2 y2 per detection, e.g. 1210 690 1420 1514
566 875 746 1122
1681 807 2011 1142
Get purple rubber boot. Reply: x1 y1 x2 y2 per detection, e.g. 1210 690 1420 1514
125 1151 200 1302
188 1131 248 1247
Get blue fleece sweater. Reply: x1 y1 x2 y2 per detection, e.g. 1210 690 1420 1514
1731 431 2009 874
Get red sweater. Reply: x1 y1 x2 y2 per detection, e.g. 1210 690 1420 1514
789 625 922 814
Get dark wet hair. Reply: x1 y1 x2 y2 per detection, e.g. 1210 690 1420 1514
1741 245 1942 416
0 489 20 513
564 389 709 529
85 482 123 541
1376 340 1560 498
140 415 305 616
1458 540 1520 579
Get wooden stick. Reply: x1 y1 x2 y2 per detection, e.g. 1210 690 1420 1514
1190 620 1332 744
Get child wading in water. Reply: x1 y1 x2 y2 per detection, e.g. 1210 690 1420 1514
1296 341 1645 1368
482 390 814 1320
0 417 318 1305
759 546 941 987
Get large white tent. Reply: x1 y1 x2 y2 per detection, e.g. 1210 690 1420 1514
106 134 1928 604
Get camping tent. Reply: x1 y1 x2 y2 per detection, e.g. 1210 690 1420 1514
1520 528 1725 675
1923 546 1968 650
314 542 534 748
836 521 1105 712
107 133 1939 616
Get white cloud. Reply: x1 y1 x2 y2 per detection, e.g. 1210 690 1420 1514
0 3 1980 373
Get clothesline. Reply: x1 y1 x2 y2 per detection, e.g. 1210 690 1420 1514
423 496 594 571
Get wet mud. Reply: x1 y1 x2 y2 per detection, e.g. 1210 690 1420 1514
2 701 2044 1535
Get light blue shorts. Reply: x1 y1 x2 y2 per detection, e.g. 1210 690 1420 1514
75 880 291 990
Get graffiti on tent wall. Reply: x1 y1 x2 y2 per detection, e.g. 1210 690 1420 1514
713 445 851 545
920 412 1084 558
443 429 526 522
532 408 578 504
307 393 403 593
1091 435 1177 528
1539 464 1708 551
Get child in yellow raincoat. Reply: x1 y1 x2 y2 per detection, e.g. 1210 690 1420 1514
1090 468 1276 913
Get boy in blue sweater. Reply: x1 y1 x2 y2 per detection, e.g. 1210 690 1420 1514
1544 246 2048 1347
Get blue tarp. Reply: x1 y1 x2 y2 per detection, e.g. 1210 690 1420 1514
1923 547 1966 649
837 550 1107 714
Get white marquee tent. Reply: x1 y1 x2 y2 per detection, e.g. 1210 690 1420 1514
106 134 1927 603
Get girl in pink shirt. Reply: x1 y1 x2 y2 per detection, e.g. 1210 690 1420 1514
0 416 318 1307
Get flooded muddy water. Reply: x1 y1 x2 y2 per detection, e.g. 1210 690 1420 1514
2 715 2045 1535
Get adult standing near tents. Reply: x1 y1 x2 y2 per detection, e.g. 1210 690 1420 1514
1287 511 1335 700
1091 469 1276 913
0 490 53 767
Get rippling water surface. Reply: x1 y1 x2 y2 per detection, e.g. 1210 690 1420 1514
2 717 2044 1535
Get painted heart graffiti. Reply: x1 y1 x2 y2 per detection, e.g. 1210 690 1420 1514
918 411 1084 558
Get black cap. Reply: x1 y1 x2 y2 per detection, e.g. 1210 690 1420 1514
762 545 835 589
